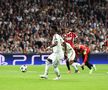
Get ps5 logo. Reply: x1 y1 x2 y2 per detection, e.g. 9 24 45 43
31 55 49 65
13 54 49 65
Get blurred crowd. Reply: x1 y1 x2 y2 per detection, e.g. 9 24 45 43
0 0 108 53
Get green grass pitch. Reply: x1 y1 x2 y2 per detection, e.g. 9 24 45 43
0 65 108 90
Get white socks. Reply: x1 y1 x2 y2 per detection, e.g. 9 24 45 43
44 61 51 76
54 67 60 77
44 60 60 77
72 62 80 70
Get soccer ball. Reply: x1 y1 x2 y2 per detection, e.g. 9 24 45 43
20 65 27 72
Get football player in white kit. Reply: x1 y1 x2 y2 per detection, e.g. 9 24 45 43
40 26 64 80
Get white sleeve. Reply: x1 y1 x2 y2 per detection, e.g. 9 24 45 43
52 34 57 44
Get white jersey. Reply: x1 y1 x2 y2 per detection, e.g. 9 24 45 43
48 34 64 62
52 34 64 53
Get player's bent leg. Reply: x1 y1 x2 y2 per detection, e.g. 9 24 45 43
66 60 71 74
93 64 96 71
89 64 96 74
85 62 94 74
89 69 93 74
40 59 52 79
53 67 61 80
72 62 80 73
53 61 61 80
85 61 93 69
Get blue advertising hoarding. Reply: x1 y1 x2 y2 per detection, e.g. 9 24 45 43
0 53 108 65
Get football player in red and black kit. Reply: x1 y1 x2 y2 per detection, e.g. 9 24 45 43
74 44 96 74
63 28 80 73
63 28 77 48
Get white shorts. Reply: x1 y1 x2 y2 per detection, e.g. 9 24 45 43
67 50 75 61
48 52 64 62
48 52 64 67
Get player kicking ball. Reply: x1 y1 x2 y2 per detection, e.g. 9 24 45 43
40 26 64 80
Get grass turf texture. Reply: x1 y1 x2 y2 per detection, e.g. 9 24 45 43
0 65 108 90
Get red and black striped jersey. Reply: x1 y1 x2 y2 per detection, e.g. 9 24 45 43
63 32 77 48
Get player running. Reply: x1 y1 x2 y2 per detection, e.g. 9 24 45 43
40 26 64 80
74 44 96 74
63 28 80 73
61 42 80 73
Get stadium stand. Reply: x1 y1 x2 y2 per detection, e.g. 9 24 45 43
0 0 108 53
